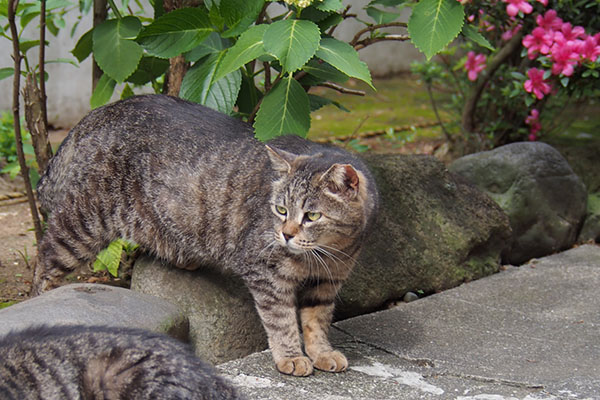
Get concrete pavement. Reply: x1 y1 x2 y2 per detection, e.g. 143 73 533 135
218 244 600 400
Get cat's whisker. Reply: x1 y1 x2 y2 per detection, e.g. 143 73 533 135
310 249 335 286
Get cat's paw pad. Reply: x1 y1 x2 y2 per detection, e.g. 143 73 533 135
313 351 348 373
276 356 314 376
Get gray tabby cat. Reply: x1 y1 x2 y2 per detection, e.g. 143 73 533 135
32 94 379 376
0 325 243 399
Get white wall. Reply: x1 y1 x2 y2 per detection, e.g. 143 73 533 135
0 1 423 128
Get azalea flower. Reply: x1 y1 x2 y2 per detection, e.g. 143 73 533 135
522 27 553 58
502 0 533 17
465 51 487 81
578 35 600 62
524 68 552 99
536 9 563 32
525 109 542 135
535 0 548 5
502 23 522 41
550 41 579 76
555 22 586 42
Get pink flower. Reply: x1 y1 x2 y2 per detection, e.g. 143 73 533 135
536 0 548 5
502 23 522 41
503 0 533 17
524 68 552 99
525 109 542 135
578 35 600 62
529 133 538 141
555 22 586 43
536 10 563 32
465 51 487 81
550 41 579 76
522 27 554 58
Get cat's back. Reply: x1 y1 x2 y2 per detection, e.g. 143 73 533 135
38 95 258 212
0 325 243 400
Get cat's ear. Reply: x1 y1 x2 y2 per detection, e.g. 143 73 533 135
265 145 297 174
321 164 360 198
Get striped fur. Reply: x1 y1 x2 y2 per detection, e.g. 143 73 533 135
32 94 379 376
0 325 244 399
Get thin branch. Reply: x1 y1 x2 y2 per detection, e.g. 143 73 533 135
314 121 447 144
318 82 365 96
461 31 523 133
264 61 271 92
8 0 44 244
38 0 48 128
354 34 410 50
327 5 355 36
350 22 408 47
425 83 451 141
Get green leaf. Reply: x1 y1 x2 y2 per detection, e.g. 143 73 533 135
137 8 213 59
315 38 373 89
93 17 143 82
184 32 229 62
308 94 349 112
20 40 41 54
212 24 268 83
180 51 242 115
301 59 349 84
121 84 135 99
0 67 14 81
237 72 263 115
366 6 401 24
72 28 93 62
254 75 311 141
90 73 116 109
93 239 124 277
461 23 494 51
315 0 343 12
408 0 464 60
126 56 169 85
264 20 321 74
220 0 264 38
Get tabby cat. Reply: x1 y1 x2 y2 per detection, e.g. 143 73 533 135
32 94 379 376
0 325 243 399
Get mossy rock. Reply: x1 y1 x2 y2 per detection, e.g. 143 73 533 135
337 154 511 318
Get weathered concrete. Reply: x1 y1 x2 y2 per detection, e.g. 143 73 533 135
131 256 268 364
0 283 188 341
218 244 600 399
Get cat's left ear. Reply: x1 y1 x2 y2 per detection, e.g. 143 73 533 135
321 164 360 199
265 145 297 174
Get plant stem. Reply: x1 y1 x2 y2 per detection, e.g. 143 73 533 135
350 22 408 47
106 0 121 19
425 82 451 141
8 0 44 244
38 0 48 129
461 32 523 134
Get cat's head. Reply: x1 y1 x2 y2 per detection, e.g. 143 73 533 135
265 144 376 261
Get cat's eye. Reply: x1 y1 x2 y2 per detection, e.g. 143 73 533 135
275 205 288 216
305 212 321 222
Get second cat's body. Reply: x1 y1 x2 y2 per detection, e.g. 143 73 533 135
32 94 379 376
0 325 243 400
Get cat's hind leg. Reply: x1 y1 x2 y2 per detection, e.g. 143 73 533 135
31 208 112 296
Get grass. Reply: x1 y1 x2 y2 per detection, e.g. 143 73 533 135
307 75 449 142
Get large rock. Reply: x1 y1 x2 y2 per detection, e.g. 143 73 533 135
337 154 511 318
449 142 587 265
131 256 268 364
132 154 511 359
0 283 188 339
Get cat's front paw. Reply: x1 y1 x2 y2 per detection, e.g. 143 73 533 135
312 350 348 373
276 356 314 376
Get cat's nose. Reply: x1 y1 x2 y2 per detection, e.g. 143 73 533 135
282 232 294 242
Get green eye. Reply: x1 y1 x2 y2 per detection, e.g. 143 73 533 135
306 212 321 222
275 205 288 216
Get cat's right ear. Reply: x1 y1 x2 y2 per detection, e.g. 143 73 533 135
266 145 296 174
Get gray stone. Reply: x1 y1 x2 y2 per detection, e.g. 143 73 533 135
578 193 600 243
131 256 268 364
449 141 587 265
337 154 511 318
218 244 600 400
0 283 188 340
